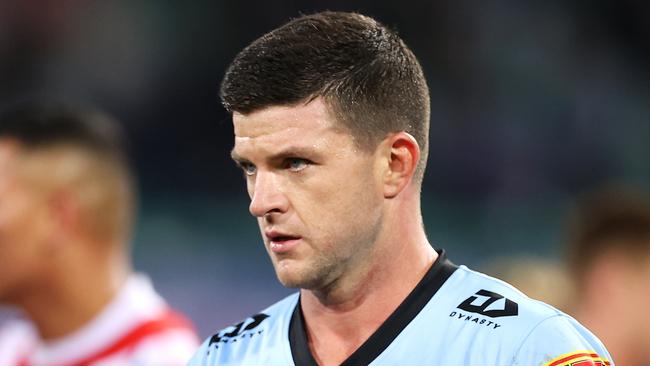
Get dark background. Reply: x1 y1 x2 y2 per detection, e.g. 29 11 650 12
1 0 649 338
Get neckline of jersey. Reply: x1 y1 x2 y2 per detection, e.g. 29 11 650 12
288 248 459 366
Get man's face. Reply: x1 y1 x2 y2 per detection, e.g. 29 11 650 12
231 98 385 290
0 142 52 304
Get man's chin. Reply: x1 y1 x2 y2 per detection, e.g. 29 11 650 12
276 278 302 289
274 266 320 289
275 270 307 289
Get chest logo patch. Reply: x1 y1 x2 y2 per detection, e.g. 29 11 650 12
208 313 270 347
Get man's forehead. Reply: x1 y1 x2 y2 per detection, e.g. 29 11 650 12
231 100 350 159
231 127 336 161
232 99 339 137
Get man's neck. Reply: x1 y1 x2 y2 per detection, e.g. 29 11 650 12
23 255 130 341
300 229 437 366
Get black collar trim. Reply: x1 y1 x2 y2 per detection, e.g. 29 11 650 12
289 249 458 366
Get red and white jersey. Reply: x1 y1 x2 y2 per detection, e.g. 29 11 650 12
0 275 199 366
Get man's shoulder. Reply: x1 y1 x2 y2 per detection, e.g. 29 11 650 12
188 292 299 366
0 319 36 365
424 265 581 347
447 265 564 323
420 265 613 365
118 308 200 365
208 292 298 346
91 274 200 365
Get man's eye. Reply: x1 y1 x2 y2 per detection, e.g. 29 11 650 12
286 158 310 172
240 162 257 176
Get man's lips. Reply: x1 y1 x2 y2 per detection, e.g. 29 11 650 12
265 231 302 253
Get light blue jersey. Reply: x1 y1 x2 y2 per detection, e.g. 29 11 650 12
189 251 613 365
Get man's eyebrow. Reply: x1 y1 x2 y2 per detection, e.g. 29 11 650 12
230 146 320 164
267 147 319 160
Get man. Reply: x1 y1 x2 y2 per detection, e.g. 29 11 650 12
0 103 199 365
190 11 612 366
480 256 572 312
565 186 650 366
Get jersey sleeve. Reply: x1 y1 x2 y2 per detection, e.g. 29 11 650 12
512 314 614 366
0 321 35 366
129 329 200 366
187 338 213 366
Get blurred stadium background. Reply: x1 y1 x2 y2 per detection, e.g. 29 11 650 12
1 0 648 338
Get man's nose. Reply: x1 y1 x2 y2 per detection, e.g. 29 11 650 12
248 171 289 218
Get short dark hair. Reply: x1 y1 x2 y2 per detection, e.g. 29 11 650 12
0 102 127 158
566 185 650 282
220 11 430 182
0 101 135 241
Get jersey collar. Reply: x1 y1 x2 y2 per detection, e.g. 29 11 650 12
29 274 168 365
289 249 458 366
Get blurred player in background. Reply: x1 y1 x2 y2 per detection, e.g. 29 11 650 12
566 185 650 366
0 102 199 365
480 256 572 312
190 11 612 366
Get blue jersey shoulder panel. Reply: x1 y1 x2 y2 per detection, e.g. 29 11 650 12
188 293 299 366
378 265 613 365
189 261 614 365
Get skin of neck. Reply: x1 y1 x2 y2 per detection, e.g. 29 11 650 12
300 182 437 365
19 238 131 341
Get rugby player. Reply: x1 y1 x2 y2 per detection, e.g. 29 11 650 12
190 11 613 366
566 186 650 366
0 103 199 365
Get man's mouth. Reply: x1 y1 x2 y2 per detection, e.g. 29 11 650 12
270 235 299 242
265 231 302 253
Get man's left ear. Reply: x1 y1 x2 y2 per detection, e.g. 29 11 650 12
381 132 420 198
47 189 81 243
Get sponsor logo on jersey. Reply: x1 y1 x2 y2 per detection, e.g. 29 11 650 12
448 290 518 330
208 313 269 349
448 310 503 329
457 289 518 318
543 351 611 366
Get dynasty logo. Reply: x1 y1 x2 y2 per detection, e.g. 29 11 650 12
449 289 518 330
208 313 269 349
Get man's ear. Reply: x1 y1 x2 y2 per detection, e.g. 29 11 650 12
47 188 80 244
382 132 420 198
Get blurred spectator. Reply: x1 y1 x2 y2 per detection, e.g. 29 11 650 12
481 256 572 312
565 184 650 366
0 102 199 365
